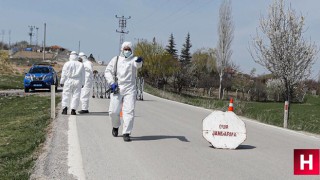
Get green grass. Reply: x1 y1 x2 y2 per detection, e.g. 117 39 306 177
244 96 320 134
145 84 320 135
0 95 61 179
144 84 229 111
0 74 24 90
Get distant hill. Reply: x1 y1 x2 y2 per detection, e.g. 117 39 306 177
11 51 54 59
11 51 55 59
10 50 70 62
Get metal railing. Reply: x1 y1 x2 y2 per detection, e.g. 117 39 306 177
92 71 110 99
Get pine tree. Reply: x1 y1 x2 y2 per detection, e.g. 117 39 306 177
165 33 178 59
180 32 192 64
152 37 156 45
88 53 96 62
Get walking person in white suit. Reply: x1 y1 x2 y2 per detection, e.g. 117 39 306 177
104 41 143 142
78 52 93 114
60 51 85 115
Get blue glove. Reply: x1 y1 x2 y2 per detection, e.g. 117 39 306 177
135 57 143 63
111 83 118 92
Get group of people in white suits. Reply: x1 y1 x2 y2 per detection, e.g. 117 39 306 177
60 41 143 142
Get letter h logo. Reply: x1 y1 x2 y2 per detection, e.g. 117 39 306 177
294 149 320 175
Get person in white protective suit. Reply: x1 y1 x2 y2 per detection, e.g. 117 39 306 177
60 51 85 115
78 52 93 114
104 41 143 142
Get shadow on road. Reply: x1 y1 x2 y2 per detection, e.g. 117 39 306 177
236 144 256 150
78 112 109 116
28 89 63 93
131 135 190 142
137 99 155 102
209 144 256 150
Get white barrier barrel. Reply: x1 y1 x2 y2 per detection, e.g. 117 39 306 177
202 110 246 149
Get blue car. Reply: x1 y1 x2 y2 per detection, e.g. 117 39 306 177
24 65 59 92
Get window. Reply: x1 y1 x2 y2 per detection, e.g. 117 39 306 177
29 67 50 74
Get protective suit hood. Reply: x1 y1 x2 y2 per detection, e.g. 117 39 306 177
120 41 134 58
121 41 133 51
79 52 86 57
69 51 78 61
79 52 88 62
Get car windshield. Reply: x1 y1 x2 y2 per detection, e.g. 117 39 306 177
29 67 50 74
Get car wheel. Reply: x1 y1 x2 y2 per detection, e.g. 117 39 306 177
24 88 29 93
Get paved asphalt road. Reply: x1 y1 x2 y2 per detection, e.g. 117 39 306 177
72 92 320 180
31 66 320 180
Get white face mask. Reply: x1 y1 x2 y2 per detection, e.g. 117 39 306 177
123 50 132 58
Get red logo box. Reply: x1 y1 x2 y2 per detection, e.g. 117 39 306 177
294 149 320 175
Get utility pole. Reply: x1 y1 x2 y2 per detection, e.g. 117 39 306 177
36 27 39 47
1 30 4 50
43 23 46 61
115 15 131 53
28 25 35 46
78 41 81 53
8 30 11 49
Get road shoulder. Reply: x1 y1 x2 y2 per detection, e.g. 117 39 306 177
30 104 77 180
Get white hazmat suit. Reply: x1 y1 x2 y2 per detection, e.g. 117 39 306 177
60 51 85 111
105 42 143 135
79 52 93 111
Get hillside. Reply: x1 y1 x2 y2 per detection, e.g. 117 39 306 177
0 50 66 75
11 51 55 59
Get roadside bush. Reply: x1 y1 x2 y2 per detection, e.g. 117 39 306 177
0 51 15 74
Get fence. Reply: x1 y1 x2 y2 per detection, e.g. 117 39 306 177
92 70 145 100
92 71 110 99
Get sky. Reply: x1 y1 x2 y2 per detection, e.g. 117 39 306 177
1 0 320 78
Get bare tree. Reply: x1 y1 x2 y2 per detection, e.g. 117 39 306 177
250 0 318 104
216 0 234 99
191 48 217 95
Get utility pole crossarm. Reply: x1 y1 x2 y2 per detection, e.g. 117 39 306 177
115 15 131 53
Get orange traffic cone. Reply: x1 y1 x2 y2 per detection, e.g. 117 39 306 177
228 98 234 112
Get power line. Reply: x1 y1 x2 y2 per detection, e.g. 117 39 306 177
138 0 214 35
135 0 170 26
157 0 215 33
115 15 131 53
156 0 196 24
178 0 215 19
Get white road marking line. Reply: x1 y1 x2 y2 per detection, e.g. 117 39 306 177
68 115 86 180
